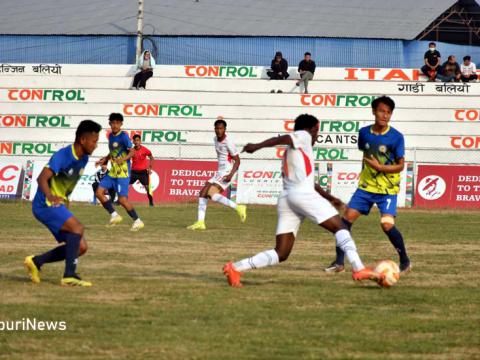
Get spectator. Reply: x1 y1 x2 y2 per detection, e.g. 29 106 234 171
267 51 289 80
296 52 316 94
131 50 155 90
437 55 461 82
460 55 478 82
421 42 441 81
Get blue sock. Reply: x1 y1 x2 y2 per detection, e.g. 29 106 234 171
127 209 139 220
102 200 115 214
63 233 81 278
385 226 409 264
334 218 352 265
33 245 66 269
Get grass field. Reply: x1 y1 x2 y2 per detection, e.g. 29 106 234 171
0 201 479 359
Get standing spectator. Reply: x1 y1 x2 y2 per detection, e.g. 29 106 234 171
437 55 461 82
421 42 441 81
130 134 155 207
296 52 316 94
92 165 116 205
131 50 155 90
460 55 478 82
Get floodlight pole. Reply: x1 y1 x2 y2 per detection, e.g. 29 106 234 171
136 0 144 61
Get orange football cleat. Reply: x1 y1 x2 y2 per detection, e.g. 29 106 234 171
223 261 243 288
352 267 384 283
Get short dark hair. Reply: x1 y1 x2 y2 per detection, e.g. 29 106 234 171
464 55 471 61
109 113 124 122
294 114 319 131
132 134 141 140
429 42 436 47
75 120 101 142
214 119 227 127
372 96 395 111
304 52 311 56
448 55 455 61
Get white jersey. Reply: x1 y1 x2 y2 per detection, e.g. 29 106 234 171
282 130 315 192
214 135 239 172
461 62 477 76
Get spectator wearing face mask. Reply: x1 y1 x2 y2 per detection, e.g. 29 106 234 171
421 42 441 81
460 55 478 82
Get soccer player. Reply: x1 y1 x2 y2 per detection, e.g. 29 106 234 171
223 114 381 287
95 113 144 231
324 96 411 274
187 117 247 230
24 120 101 287
130 134 154 207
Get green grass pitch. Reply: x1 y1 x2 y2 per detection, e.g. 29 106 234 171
0 201 479 359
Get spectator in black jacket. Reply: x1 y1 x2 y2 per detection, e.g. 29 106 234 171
421 42 441 81
267 51 289 80
296 52 316 94
437 55 461 82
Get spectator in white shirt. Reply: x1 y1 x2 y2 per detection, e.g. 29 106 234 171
460 56 478 82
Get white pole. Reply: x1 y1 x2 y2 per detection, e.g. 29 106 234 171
136 0 144 61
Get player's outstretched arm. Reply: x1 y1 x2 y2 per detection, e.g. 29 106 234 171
223 154 241 182
363 156 405 174
242 135 293 154
95 154 110 167
37 167 63 206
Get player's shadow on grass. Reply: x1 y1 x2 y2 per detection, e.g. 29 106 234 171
0 272 62 286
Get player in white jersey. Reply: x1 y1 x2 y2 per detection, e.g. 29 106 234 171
223 114 382 287
187 117 247 230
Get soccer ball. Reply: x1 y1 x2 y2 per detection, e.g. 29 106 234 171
374 260 400 288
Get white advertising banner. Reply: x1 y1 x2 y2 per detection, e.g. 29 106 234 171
236 160 283 205
330 162 407 207
0 160 23 198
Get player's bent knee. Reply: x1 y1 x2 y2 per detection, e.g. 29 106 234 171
207 186 220 198
381 216 395 231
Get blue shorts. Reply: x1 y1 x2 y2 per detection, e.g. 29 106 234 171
348 188 397 216
99 174 129 197
32 204 74 242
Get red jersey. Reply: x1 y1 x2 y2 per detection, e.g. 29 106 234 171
131 145 152 171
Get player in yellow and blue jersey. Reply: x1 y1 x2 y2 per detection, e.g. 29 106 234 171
95 113 144 231
325 96 411 274
24 120 101 287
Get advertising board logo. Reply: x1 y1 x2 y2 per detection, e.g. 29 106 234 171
132 170 160 194
418 175 446 200
0 164 19 181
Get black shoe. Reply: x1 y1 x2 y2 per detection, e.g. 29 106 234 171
324 261 345 273
277 90 283 93
400 261 412 274
270 89 275 93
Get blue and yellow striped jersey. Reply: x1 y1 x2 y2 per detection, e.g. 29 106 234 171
33 145 88 207
108 131 132 179
357 125 405 195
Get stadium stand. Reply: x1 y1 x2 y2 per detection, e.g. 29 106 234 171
1 64 479 171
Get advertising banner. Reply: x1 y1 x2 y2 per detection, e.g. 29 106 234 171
129 159 218 203
0 160 23 199
415 165 480 208
236 161 283 205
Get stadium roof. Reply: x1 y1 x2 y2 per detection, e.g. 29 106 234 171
0 0 457 39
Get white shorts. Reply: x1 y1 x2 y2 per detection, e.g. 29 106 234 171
208 171 231 190
276 190 338 236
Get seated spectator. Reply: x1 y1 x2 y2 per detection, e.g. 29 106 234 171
460 55 478 82
437 55 461 82
421 42 441 81
131 50 155 90
267 51 289 80
296 52 316 94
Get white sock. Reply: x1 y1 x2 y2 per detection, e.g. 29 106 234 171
335 229 364 272
197 197 208 222
111 211 119 217
233 249 279 272
211 193 237 209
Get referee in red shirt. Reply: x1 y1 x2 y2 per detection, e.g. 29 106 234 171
130 134 155 206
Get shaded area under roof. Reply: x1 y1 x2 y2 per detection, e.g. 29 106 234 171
0 0 457 39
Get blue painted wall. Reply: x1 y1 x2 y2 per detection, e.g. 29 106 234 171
1 35 479 68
